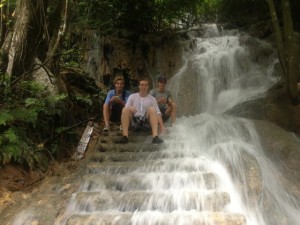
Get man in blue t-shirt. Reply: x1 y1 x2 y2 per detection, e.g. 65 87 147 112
103 76 130 133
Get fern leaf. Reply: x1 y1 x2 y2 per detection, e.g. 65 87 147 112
4 128 18 143
0 111 13 125
25 98 39 107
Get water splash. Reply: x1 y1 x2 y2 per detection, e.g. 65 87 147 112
167 114 300 225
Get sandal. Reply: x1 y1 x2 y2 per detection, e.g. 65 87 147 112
102 126 109 133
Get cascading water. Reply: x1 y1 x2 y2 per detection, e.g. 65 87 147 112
5 25 300 225
168 24 278 115
164 24 300 224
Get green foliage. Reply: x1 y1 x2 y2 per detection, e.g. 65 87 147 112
0 79 68 167
72 0 219 35
0 111 13 125
217 0 270 25
74 95 93 106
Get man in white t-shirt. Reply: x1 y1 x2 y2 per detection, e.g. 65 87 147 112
120 77 165 144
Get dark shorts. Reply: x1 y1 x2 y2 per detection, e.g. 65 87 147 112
110 103 123 122
131 115 151 131
160 107 170 122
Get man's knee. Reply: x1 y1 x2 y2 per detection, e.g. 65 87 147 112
122 107 131 116
147 107 156 115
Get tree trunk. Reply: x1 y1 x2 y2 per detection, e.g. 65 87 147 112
45 0 69 94
266 0 287 77
267 0 299 104
6 0 47 78
282 0 299 104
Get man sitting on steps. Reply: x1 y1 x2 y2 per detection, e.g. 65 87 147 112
150 75 176 126
119 77 165 144
102 76 131 134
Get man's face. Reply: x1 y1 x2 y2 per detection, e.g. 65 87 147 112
157 81 166 91
139 80 149 94
115 80 124 91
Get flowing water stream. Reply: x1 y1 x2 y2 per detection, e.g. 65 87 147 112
4 25 300 225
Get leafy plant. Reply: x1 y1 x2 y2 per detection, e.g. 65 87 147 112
71 0 220 35
0 79 69 168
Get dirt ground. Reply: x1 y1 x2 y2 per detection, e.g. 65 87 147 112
0 159 84 215
0 165 40 212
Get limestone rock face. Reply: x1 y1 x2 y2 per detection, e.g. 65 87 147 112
87 34 192 90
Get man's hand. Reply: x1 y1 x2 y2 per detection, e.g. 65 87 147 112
110 96 124 105
157 97 167 104
129 106 137 114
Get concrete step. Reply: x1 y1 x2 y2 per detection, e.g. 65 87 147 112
86 157 209 174
99 132 161 144
95 142 164 153
66 211 246 225
79 172 219 192
74 190 230 212
90 149 201 162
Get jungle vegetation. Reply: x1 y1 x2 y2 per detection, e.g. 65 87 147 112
0 0 299 171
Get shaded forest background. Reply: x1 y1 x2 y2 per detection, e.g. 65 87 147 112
0 0 299 175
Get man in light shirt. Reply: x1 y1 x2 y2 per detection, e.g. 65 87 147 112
120 77 165 144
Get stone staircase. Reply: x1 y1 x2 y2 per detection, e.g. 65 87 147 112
62 127 247 225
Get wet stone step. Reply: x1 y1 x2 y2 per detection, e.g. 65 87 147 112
74 190 230 212
95 143 164 153
90 150 199 162
86 158 208 174
66 211 246 225
99 133 160 144
79 172 219 192
90 151 162 162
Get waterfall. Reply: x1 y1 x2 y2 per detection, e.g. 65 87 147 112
5 25 300 225
168 25 278 115
163 25 300 224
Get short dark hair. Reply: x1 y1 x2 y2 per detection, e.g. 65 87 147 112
138 77 150 85
157 75 167 83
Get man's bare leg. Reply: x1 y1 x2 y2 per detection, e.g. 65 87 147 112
147 107 159 137
170 102 176 125
103 104 111 128
121 107 131 137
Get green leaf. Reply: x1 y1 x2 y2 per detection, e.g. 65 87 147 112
0 111 13 125
46 94 68 104
4 128 18 143
55 126 69 134
13 108 38 124
75 95 93 105
25 98 39 107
